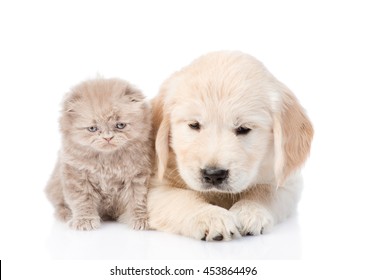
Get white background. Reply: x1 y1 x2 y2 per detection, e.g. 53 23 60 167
1 0 365 278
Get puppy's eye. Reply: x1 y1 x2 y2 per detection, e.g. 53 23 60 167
116 122 126 129
188 122 200 130
236 126 251 135
88 126 98 132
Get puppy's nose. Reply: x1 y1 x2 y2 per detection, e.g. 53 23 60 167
201 168 229 185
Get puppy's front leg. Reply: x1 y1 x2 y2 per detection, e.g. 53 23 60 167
63 165 101 230
230 176 303 235
148 186 240 241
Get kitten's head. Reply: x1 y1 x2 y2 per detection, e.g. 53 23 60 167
60 78 150 153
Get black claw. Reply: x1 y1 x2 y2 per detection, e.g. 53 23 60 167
213 234 223 241
230 231 234 236
260 228 264 234
201 235 207 241
246 232 254 236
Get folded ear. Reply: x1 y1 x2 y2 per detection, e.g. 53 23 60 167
156 116 170 179
152 87 170 180
274 85 314 186
124 84 145 102
63 90 82 113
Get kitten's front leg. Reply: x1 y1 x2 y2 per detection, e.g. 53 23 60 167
119 173 149 230
63 165 101 230
45 160 72 222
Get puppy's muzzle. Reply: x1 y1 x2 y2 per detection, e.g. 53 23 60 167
201 167 229 186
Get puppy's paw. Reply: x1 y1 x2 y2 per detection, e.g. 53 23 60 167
190 206 240 241
131 218 149 231
69 216 101 231
230 201 274 236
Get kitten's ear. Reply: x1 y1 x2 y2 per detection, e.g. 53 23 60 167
60 90 82 133
63 91 82 113
125 85 145 103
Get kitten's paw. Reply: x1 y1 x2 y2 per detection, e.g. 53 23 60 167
132 218 149 230
69 216 101 231
117 214 149 230
230 201 274 236
55 205 72 222
189 206 240 241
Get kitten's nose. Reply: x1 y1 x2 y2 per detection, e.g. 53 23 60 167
103 136 114 142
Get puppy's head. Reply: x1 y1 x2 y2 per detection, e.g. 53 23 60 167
155 51 313 193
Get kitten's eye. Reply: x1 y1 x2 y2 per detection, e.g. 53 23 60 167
188 122 200 130
236 126 251 135
116 122 126 129
88 126 98 132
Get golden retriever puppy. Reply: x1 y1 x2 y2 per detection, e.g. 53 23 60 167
147 51 313 241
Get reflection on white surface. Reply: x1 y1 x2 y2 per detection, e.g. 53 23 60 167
46 215 301 260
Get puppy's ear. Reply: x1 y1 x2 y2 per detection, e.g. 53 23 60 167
152 88 170 180
274 85 314 186
156 116 170 179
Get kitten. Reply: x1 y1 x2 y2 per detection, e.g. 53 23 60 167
45 78 152 230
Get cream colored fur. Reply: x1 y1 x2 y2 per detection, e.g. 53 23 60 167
148 51 313 241
46 78 152 230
